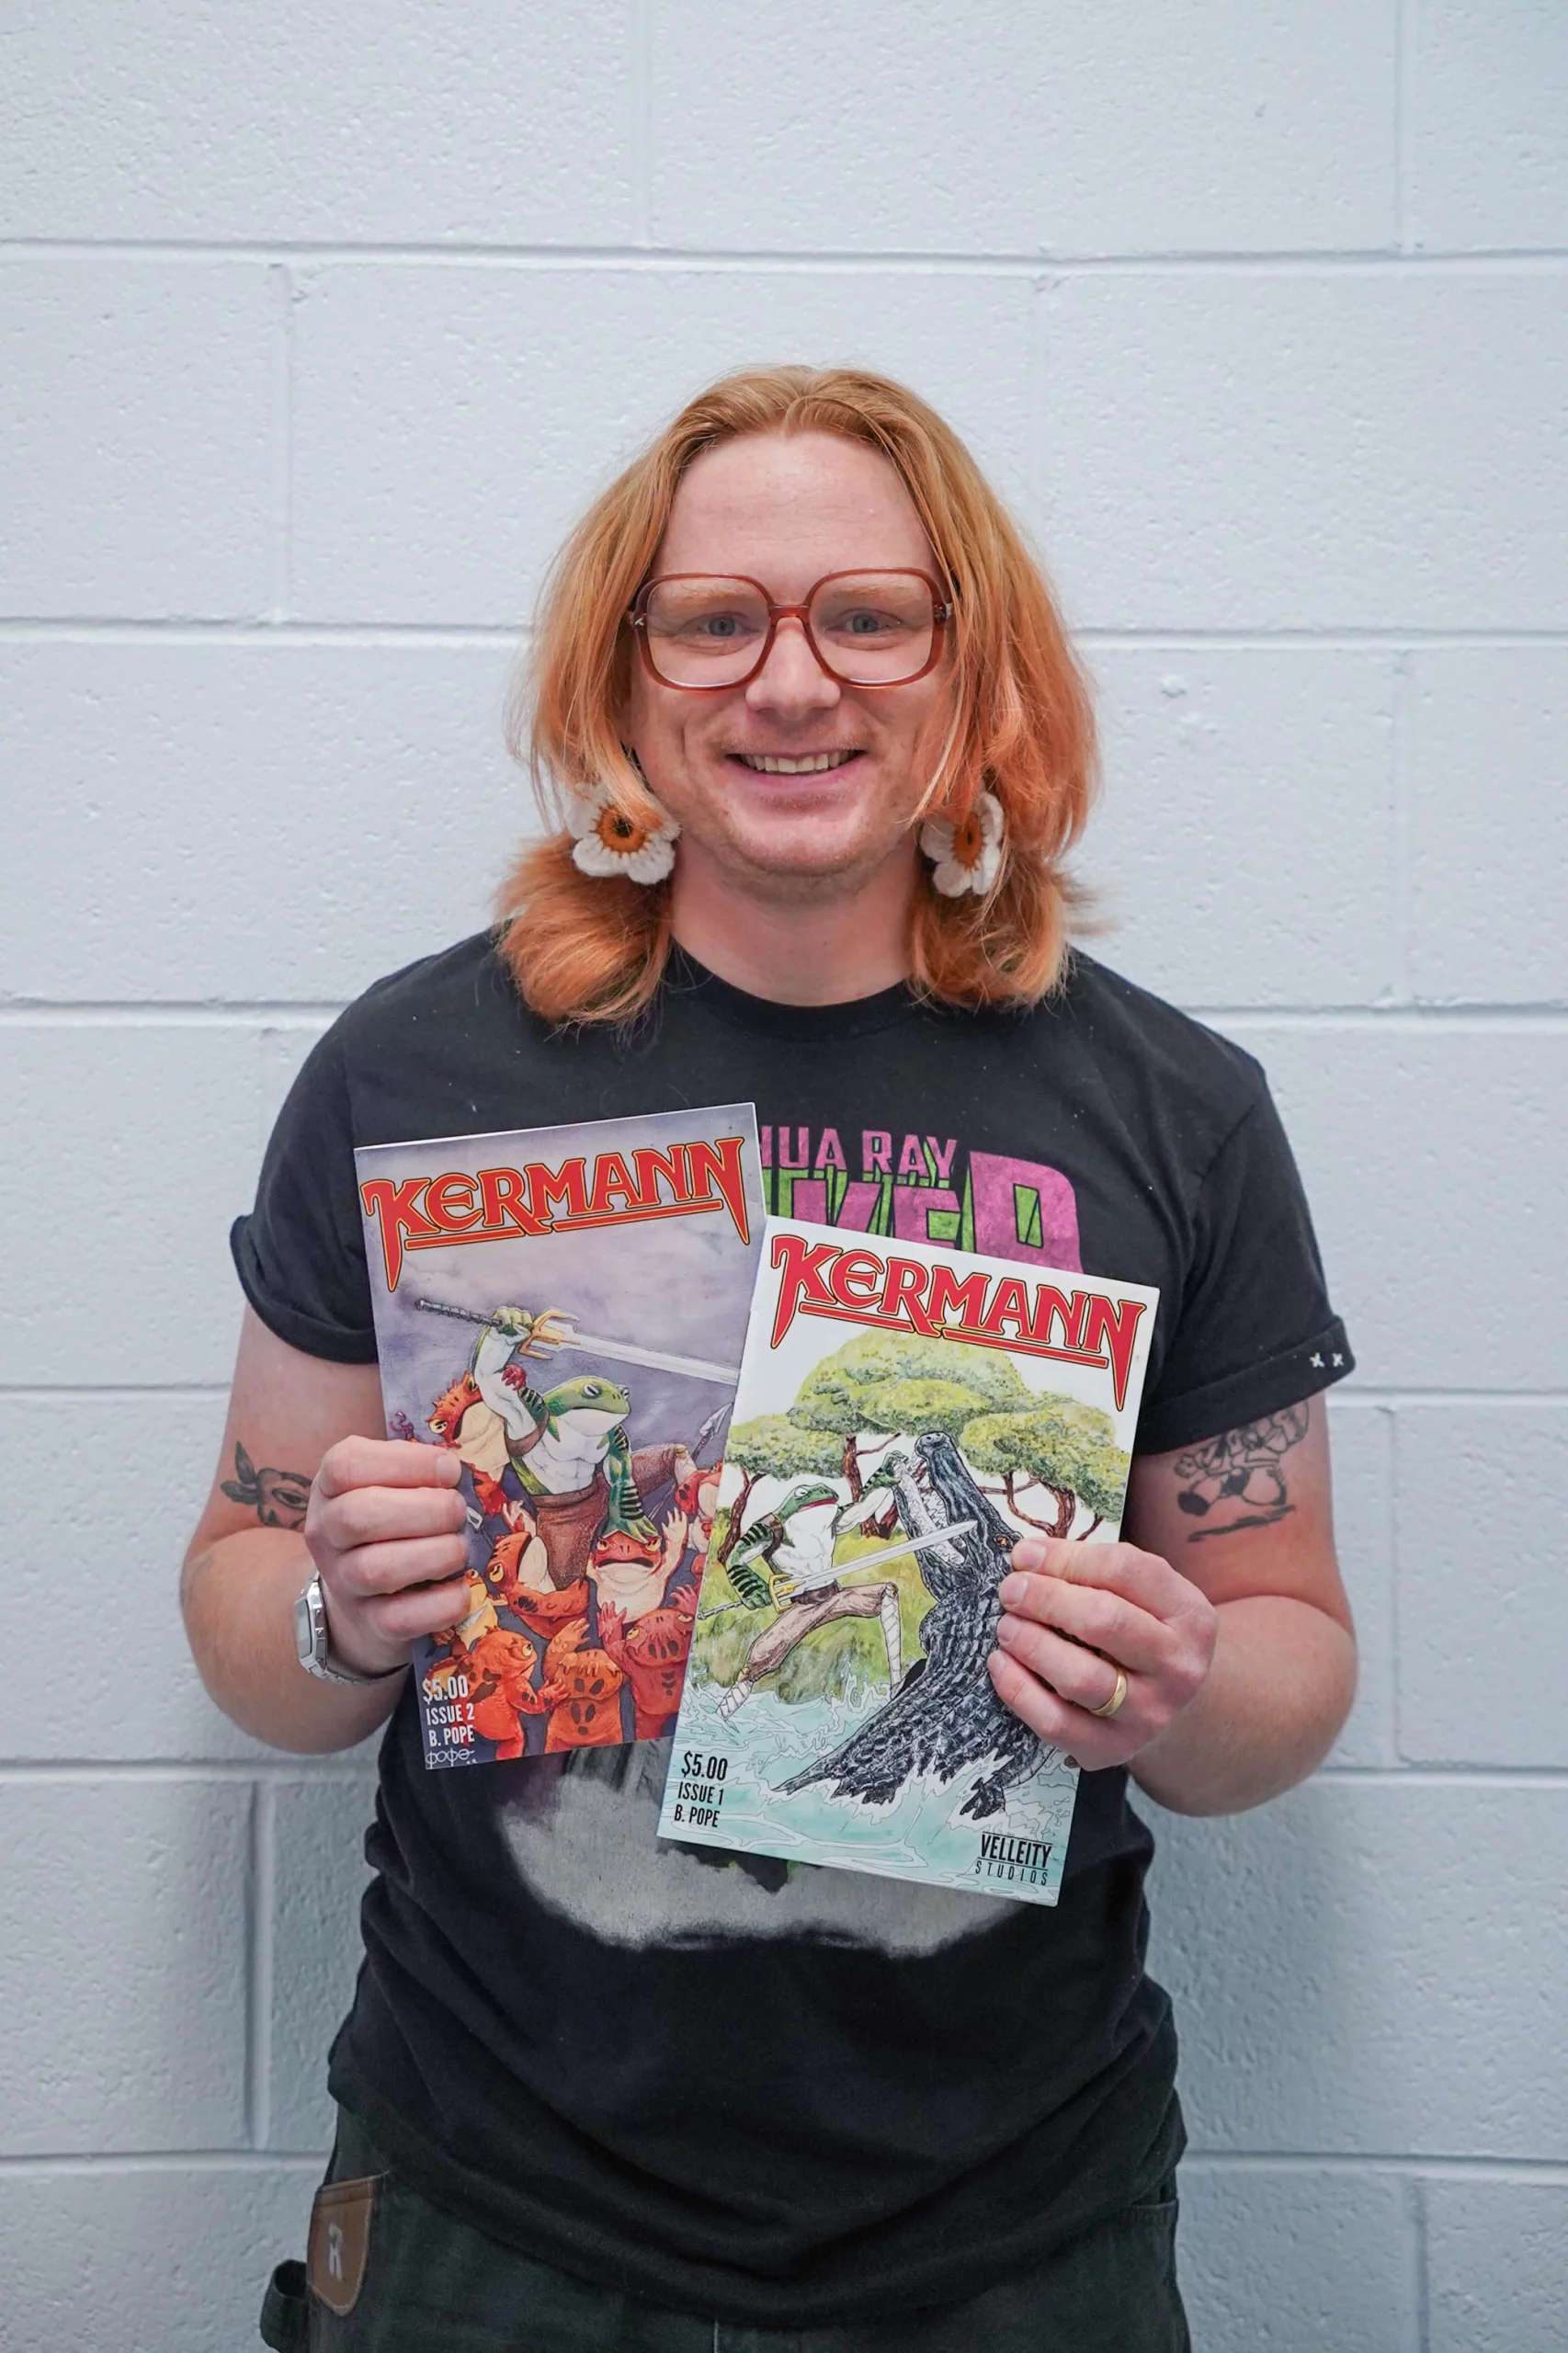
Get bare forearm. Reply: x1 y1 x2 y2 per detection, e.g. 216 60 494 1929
182 1530 404 1755
1129 1594 1355 1817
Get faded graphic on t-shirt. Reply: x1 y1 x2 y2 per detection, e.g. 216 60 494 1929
759 1124 1082 1270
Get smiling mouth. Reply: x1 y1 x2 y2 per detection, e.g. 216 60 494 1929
729 750 863 775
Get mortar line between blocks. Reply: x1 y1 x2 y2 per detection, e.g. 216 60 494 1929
0 2146 1564 2182
5 621 1568 649
247 1779 277 2149
5 240 1568 273
4 1005 1566 1031
1413 2173 1432 2353
0 2152 328 2177
1179 2154 1568 2184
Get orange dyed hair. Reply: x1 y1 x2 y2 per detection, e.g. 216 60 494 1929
496 364 1096 1025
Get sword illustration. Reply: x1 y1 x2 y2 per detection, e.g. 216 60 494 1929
413 1296 740 1388
699 1519 980 1616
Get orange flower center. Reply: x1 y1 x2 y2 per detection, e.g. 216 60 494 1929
596 806 650 854
950 812 984 866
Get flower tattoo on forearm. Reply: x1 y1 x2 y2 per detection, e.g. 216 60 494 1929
1173 1403 1309 1542
221 1440 312 1529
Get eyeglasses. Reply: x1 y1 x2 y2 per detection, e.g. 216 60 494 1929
628 570 952 691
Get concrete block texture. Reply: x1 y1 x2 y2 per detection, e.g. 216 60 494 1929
0 0 634 246
0 1392 270 1763
1176 2165 1418 2353
0 2160 314 2353
1394 1403 1568 1768
1426 2179 1568 2353
1408 648 1568 1006
1219 1026 1568 1392
1324 1400 1397 1768
0 640 527 1003
0 1779 250 2154
650 2 1399 256
1144 1780 1568 2159
289 265 1034 624
267 1775 379 2153
0 1024 260 1389
1412 0 1568 252
1035 271 1568 631
5 10 1564 2344
1080 650 1396 1008
0 261 277 621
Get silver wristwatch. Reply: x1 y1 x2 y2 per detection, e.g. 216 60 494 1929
293 1572 404 1687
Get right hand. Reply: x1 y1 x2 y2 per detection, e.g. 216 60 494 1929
303 1438 472 1677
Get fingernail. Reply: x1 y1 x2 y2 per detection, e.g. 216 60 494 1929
999 1574 1028 1605
995 1614 1020 1645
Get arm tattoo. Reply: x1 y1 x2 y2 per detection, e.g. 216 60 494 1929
1173 1403 1309 1543
221 1439 312 1529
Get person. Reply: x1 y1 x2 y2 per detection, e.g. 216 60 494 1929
182 365 1358 2352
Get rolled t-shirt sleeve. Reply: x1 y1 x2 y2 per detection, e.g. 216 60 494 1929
230 1024 378 1363
1136 1084 1353 1458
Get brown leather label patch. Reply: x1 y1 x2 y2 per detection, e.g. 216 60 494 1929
306 2173 381 2316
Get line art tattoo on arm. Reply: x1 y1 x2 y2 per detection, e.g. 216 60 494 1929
1173 1402 1309 1542
221 1440 312 1529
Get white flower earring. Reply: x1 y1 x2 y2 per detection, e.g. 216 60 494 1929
920 790 1004 897
566 779 680 885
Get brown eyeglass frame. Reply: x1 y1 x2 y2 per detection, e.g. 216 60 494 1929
627 569 954 691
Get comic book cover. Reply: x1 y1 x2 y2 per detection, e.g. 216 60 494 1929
355 1106 764 1768
658 1219 1158 1904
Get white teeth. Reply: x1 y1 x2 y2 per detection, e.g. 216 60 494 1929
735 751 858 774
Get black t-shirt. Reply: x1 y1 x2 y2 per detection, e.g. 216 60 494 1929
233 935 1351 2325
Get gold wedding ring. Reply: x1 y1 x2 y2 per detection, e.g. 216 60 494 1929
1089 1667 1129 1720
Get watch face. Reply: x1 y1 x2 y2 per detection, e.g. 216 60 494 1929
293 1584 321 1665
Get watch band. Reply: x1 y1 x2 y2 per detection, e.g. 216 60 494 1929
293 1573 404 1688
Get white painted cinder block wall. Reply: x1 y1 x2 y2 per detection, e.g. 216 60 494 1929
3 6 1564 2347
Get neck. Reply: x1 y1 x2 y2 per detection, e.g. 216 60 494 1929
668 839 917 1006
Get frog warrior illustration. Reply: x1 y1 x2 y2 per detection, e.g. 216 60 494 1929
466 1305 679 1590
716 1482 904 1723
425 1571 549 1761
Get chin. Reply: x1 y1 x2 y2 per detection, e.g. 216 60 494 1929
723 821 887 887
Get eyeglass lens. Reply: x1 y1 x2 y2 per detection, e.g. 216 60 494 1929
640 574 937 688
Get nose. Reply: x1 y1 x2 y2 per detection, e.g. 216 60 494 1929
744 614 841 717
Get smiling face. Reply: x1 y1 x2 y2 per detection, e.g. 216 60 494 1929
621 431 951 904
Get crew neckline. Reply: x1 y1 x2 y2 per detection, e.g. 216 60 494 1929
665 946 926 1042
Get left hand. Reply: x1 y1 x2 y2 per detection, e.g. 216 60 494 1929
988 1536 1219 1770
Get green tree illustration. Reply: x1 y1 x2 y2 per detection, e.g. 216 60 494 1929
790 1329 1028 1495
960 1398 1130 1539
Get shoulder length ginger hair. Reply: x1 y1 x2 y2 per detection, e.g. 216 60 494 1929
496 364 1096 1025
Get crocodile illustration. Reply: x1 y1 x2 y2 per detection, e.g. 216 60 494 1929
777 1432 1061 1821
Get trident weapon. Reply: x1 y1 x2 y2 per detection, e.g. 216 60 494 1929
413 1296 740 1388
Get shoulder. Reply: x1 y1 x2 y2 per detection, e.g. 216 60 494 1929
278 930 553 1153
328 929 529 1063
1007 951 1269 1164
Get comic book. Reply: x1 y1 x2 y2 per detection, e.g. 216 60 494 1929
355 1106 764 1768
657 1219 1158 1904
